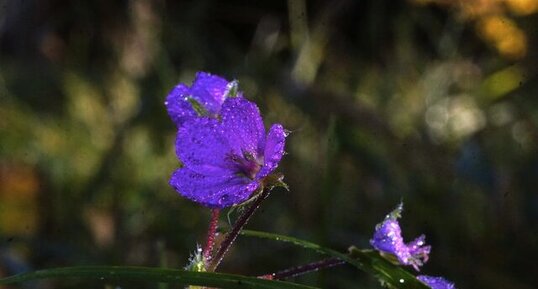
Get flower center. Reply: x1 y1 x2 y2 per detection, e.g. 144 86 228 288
230 151 263 179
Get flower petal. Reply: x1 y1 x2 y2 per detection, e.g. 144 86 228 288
257 124 286 179
370 204 430 271
176 117 234 175
221 97 265 156
165 84 198 126
407 235 431 263
165 72 233 126
189 72 230 115
370 219 411 264
170 167 259 208
417 275 456 289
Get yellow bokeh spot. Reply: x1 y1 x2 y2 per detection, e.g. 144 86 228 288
477 15 527 59
460 0 503 20
504 0 538 15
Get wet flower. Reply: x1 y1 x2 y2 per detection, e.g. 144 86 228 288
370 203 431 271
169 97 286 208
417 275 456 289
165 72 240 126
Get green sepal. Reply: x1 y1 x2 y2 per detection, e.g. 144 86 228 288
225 80 240 98
187 97 209 116
262 172 288 191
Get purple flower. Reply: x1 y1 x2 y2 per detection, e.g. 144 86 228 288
370 203 431 271
165 72 240 126
417 275 456 289
169 97 287 208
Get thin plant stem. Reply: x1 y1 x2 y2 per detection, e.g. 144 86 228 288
203 208 220 263
207 189 271 272
258 257 345 280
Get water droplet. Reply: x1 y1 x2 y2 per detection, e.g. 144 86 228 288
219 195 230 205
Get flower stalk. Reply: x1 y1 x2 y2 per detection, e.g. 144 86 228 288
258 257 345 280
203 208 221 263
207 189 271 272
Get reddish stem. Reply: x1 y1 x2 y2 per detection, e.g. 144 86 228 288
203 208 220 263
258 257 345 280
208 189 271 272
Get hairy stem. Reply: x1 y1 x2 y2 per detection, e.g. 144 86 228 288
208 189 271 272
203 208 221 263
258 257 345 280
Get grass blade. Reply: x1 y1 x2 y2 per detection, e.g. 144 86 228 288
0 266 319 289
240 230 429 289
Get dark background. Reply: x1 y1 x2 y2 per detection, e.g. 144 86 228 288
1 0 537 288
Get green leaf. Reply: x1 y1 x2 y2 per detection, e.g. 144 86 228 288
240 230 430 289
0 266 319 289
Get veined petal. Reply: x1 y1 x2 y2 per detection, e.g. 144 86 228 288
221 97 265 156
189 72 230 115
165 84 198 126
257 124 286 179
176 117 234 175
170 168 259 208
417 275 456 289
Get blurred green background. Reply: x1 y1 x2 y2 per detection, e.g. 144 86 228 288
1 0 537 288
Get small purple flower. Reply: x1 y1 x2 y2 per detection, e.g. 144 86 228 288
165 72 240 126
169 96 286 208
417 275 456 289
370 203 431 271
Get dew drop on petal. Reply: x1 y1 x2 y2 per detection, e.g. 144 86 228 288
219 195 230 206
